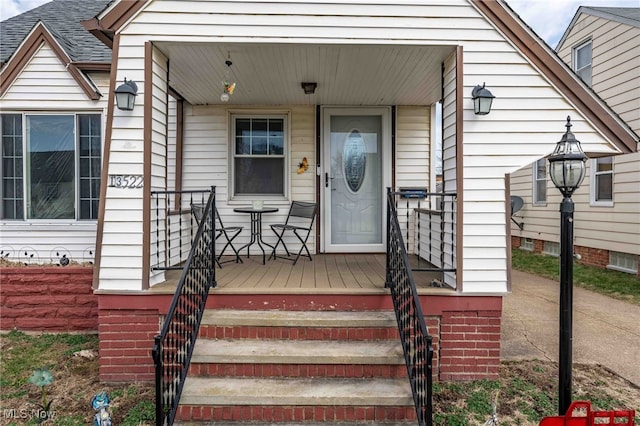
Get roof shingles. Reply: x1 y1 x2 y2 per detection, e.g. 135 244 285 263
0 0 112 66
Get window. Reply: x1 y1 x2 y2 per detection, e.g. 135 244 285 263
608 251 638 274
573 40 592 86
520 238 534 251
533 159 547 205
1 113 101 220
543 241 559 257
232 115 286 197
590 157 613 206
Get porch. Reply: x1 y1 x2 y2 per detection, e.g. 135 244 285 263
149 253 450 295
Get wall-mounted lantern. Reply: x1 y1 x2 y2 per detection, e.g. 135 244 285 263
114 79 138 111
471 83 495 115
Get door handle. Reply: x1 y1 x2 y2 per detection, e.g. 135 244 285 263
325 173 335 188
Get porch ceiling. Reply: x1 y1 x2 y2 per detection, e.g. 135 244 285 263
155 42 454 106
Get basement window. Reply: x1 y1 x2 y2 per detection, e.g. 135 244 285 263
608 251 638 274
543 241 560 257
520 238 534 251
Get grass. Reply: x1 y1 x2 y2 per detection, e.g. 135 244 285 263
0 331 154 425
511 249 640 305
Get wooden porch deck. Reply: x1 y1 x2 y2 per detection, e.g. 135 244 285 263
151 254 445 295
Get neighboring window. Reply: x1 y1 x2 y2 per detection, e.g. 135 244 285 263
543 241 560 257
533 159 547 205
590 157 613 206
573 40 592 86
608 251 638 274
521 238 534 251
0 113 101 220
232 115 286 197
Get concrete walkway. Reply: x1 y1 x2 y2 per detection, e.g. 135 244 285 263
501 269 640 387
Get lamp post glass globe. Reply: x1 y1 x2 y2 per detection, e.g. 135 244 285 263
548 116 587 197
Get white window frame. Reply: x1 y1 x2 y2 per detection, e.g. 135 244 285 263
532 158 547 206
0 112 102 221
229 111 290 202
589 157 614 207
573 39 592 86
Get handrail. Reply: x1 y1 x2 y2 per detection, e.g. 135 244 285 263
386 188 433 426
152 187 216 426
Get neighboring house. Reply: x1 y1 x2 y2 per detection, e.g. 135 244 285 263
1 0 638 422
510 7 640 276
0 0 112 265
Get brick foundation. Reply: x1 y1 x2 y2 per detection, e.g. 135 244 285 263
0 267 97 331
514 237 639 276
98 307 160 382
438 309 501 381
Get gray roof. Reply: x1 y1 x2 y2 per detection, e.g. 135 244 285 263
582 7 640 27
0 0 113 66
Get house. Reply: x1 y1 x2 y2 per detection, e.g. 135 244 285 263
2 0 638 423
510 6 640 276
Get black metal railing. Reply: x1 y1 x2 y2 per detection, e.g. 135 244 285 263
150 188 215 270
152 189 216 426
386 188 434 426
392 189 457 288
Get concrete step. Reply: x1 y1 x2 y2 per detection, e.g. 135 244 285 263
199 310 399 341
192 339 404 365
176 377 416 423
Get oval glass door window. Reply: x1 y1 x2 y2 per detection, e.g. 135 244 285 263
343 130 366 193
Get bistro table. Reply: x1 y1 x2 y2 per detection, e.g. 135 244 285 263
233 206 279 264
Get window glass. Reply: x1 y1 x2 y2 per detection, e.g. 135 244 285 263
593 157 613 203
1 114 23 219
533 159 547 204
1 113 101 220
574 41 592 86
233 116 286 197
26 115 75 219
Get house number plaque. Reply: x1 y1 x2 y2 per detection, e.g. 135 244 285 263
108 174 143 189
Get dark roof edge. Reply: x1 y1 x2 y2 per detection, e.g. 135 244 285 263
85 0 149 48
471 0 637 154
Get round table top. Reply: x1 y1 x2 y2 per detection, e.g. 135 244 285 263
233 207 279 214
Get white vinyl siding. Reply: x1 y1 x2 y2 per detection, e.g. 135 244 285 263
0 41 107 266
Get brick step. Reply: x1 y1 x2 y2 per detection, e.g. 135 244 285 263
189 339 406 378
198 310 399 341
175 377 415 423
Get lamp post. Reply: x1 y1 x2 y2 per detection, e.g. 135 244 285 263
547 116 587 415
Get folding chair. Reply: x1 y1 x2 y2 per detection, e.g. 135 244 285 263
191 203 243 267
269 201 317 265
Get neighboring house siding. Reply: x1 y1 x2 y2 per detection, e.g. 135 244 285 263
0 42 108 265
557 12 640 133
98 0 623 292
511 8 640 271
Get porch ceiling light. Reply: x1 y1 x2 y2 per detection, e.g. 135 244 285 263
220 59 236 103
115 79 138 111
548 116 587 197
301 82 317 94
471 82 495 115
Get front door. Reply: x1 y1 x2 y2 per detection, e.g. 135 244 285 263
322 107 391 252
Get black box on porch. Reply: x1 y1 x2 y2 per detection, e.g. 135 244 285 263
399 187 428 199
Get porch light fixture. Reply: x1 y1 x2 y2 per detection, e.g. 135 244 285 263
220 58 236 103
548 115 587 416
301 82 317 94
471 82 495 115
114 79 138 111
